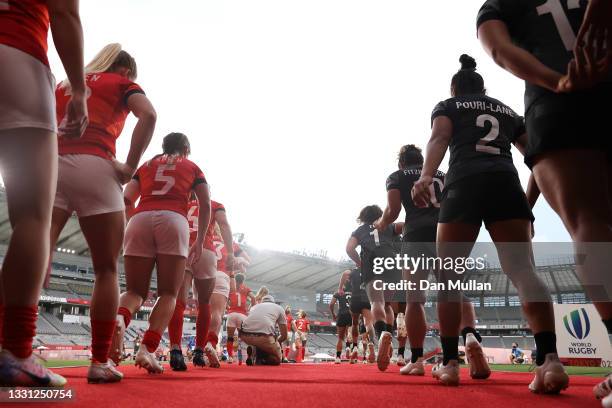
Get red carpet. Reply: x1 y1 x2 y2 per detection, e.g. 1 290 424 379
3 363 604 408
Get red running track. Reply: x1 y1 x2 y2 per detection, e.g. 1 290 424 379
1 363 604 408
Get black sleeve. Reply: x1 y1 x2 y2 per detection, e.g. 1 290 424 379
477 0 522 29
386 171 401 191
512 115 526 142
431 101 451 127
192 178 207 188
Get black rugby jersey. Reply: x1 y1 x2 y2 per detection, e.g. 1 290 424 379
333 292 351 314
431 94 524 186
386 165 445 233
476 0 610 110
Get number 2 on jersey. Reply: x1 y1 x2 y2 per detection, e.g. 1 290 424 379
475 114 500 155
152 164 176 195
537 0 582 51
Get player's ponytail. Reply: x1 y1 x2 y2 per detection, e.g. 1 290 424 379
60 43 138 88
451 54 485 96
162 132 191 156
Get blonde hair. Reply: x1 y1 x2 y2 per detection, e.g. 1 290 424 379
254 286 269 303
298 310 307 318
61 43 137 88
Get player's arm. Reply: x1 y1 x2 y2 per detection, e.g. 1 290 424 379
329 296 337 320
238 248 251 263
277 323 288 344
338 270 351 293
229 276 236 293
114 94 157 184
48 0 87 138
123 179 140 221
413 116 452 208
345 237 361 267
247 291 257 308
478 20 563 93
215 210 235 271
376 189 402 232
190 183 212 265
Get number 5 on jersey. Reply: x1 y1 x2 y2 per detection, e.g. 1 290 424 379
152 164 176 195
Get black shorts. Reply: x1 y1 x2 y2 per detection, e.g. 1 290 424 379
360 244 402 286
524 83 612 169
438 172 534 226
350 297 370 314
336 312 352 328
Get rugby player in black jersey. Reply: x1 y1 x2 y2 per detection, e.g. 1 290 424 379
338 268 375 364
412 55 567 392
375 145 489 378
476 1 611 402
346 205 404 371
329 286 352 364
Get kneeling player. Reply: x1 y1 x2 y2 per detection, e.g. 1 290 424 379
240 295 287 365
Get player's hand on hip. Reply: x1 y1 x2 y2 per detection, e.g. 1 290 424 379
558 43 609 92
576 0 612 63
59 90 89 138
110 158 136 184
188 242 203 266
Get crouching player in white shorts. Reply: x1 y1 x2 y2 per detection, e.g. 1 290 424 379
113 133 211 375
168 200 233 370
240 295 288 366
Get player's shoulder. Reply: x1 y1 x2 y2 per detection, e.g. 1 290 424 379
477 0 529 27
212 200 225 211
431 98 456 119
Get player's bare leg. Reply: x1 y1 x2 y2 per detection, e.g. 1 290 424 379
168 272 192 371
0 129 66 387
335 326 347 364
78 211 125 383
534 150 612 323
489 219 567 393
435 223 479 386
193 277 215 366
202 292 226 368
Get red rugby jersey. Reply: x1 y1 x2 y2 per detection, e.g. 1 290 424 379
295 318 310 332
0 0 49 66
187 200 225 247
203 201 225 250
213 237 242 274
286 314 293 331
56 72 144 159
133 154 206 218
227 284 251 315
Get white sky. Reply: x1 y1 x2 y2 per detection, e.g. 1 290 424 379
45 0 571 259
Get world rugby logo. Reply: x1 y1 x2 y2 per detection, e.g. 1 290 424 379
563 308 591 340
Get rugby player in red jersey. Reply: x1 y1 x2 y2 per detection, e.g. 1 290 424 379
50 43 156 383
294 311 311 361
215 235 249 364
0 0 87 387
224 274 256 362
168 200 235 370
113 133 211 375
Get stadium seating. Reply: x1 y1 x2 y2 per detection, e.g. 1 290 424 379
42 312 89 336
